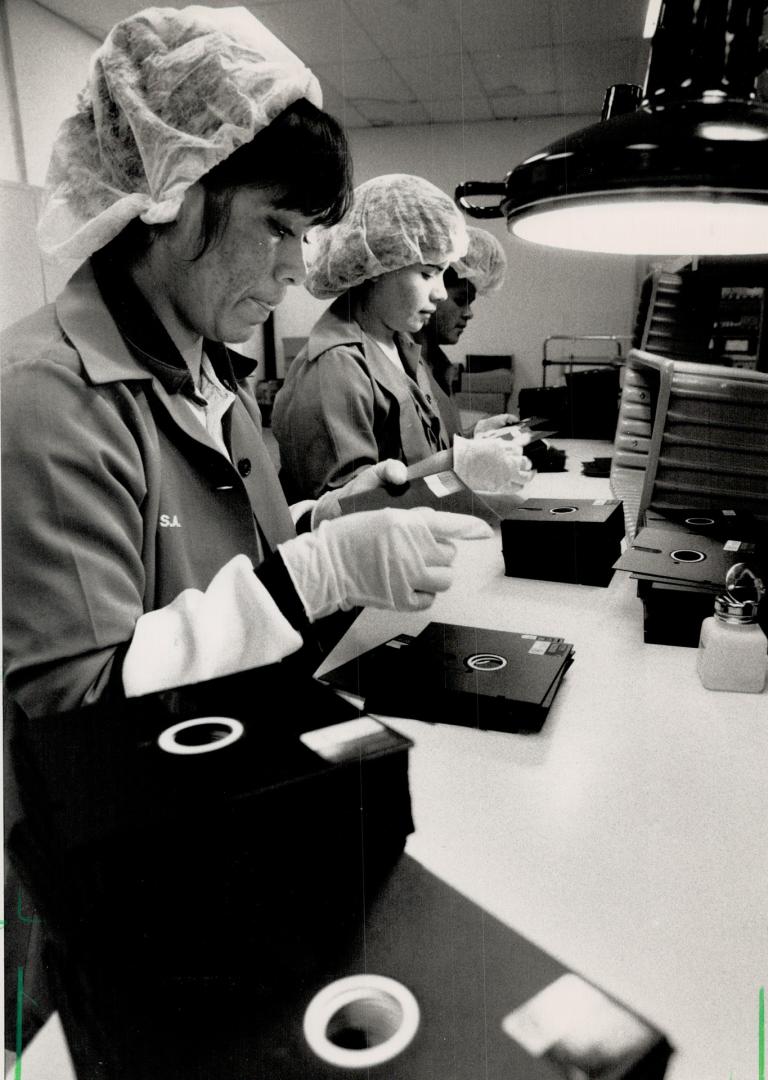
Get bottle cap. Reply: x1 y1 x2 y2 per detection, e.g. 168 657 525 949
714 563 765 624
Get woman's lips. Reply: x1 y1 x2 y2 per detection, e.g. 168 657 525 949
243 298 276 318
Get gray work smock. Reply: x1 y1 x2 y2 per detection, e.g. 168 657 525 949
272 297 459 501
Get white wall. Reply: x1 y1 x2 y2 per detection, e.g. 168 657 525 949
274 117 643 395
0 41 20 181
0 1 98 330
5 0 97 186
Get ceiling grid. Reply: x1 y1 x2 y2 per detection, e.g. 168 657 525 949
37 0 650 127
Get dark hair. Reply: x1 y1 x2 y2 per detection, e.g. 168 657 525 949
195 97 352 258
444 266 477 302
103 98 352 265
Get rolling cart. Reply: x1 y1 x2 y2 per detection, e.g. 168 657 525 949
520 334 630 439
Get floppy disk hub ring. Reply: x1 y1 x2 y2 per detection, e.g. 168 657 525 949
670 548 706 564
157 717 245 756
466 653 508 672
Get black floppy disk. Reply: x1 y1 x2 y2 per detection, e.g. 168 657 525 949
613 525 763 590
324 623 574 734
338 469 500 524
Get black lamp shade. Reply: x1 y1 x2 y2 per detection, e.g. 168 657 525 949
455 0 768 255
507 98 768 209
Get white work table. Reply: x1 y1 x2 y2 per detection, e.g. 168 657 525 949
16 441 767 1080
315 439 768 1080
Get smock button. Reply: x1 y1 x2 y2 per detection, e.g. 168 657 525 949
237 457 252 477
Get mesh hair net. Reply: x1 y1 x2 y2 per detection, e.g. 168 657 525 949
306 174 468 299
450 226 507 295
37 6 322 262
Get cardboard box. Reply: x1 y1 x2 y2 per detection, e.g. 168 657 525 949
47 855 672 1079
502 498 625 587
10 674 414 981
637 578 715 647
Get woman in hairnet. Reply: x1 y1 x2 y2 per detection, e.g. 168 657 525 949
2 8 494 1062
272 175 529 500
414 225 518 436
1 9 491 726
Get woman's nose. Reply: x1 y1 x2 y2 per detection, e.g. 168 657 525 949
276 236 307 286
431 278 448 303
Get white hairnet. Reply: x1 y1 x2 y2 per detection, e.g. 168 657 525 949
37 6 322 262
306 174 468 299
450 226 507 294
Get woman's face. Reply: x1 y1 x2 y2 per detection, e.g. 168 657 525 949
369 264 449 336
149 184 317 345
433 278 478 345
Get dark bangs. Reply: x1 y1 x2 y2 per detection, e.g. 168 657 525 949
197 98 352 256
262 98 352 226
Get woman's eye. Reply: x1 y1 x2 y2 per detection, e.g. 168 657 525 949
269 219 290 239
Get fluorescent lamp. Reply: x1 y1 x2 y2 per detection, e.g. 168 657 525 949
455 0 768 256
510 199 768 256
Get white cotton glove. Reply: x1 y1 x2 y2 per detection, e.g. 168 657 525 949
473 412 519 437
311 459 409 526
452 434 533 494
278 507 493 621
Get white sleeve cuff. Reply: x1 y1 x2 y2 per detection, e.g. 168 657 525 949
122 554 304 698
289 499 316 526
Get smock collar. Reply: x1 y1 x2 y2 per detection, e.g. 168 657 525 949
56 257 257 394
306 295 422 373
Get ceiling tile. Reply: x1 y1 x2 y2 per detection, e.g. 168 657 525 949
548 0 647 45
559 89 609 116
472 45 556 97
36 0 654 129
317 82 370 128
351 0 464 58
355 99 431 126
251 0 381 64
426 96 494 123
553 39 647 94
36 0 116 38
313 57 417 101
444 0 553 52
491 91 564 120
391 53 484 100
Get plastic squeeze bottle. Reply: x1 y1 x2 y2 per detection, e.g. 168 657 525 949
697 563 767 693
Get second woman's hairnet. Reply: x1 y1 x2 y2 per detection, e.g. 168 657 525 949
306 174 469 299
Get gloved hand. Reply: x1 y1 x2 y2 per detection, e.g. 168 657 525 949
473 412 519 437
312 459 408 525
453 434 533 494
278 507 493 621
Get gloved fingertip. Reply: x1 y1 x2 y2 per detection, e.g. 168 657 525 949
430 512 494 539
464 520 495 539
379 458 408 486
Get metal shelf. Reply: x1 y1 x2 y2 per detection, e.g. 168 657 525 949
541 334 629 387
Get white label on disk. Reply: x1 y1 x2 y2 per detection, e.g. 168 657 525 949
300 717 384 755
501 973 649 1058
424 471 463 497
